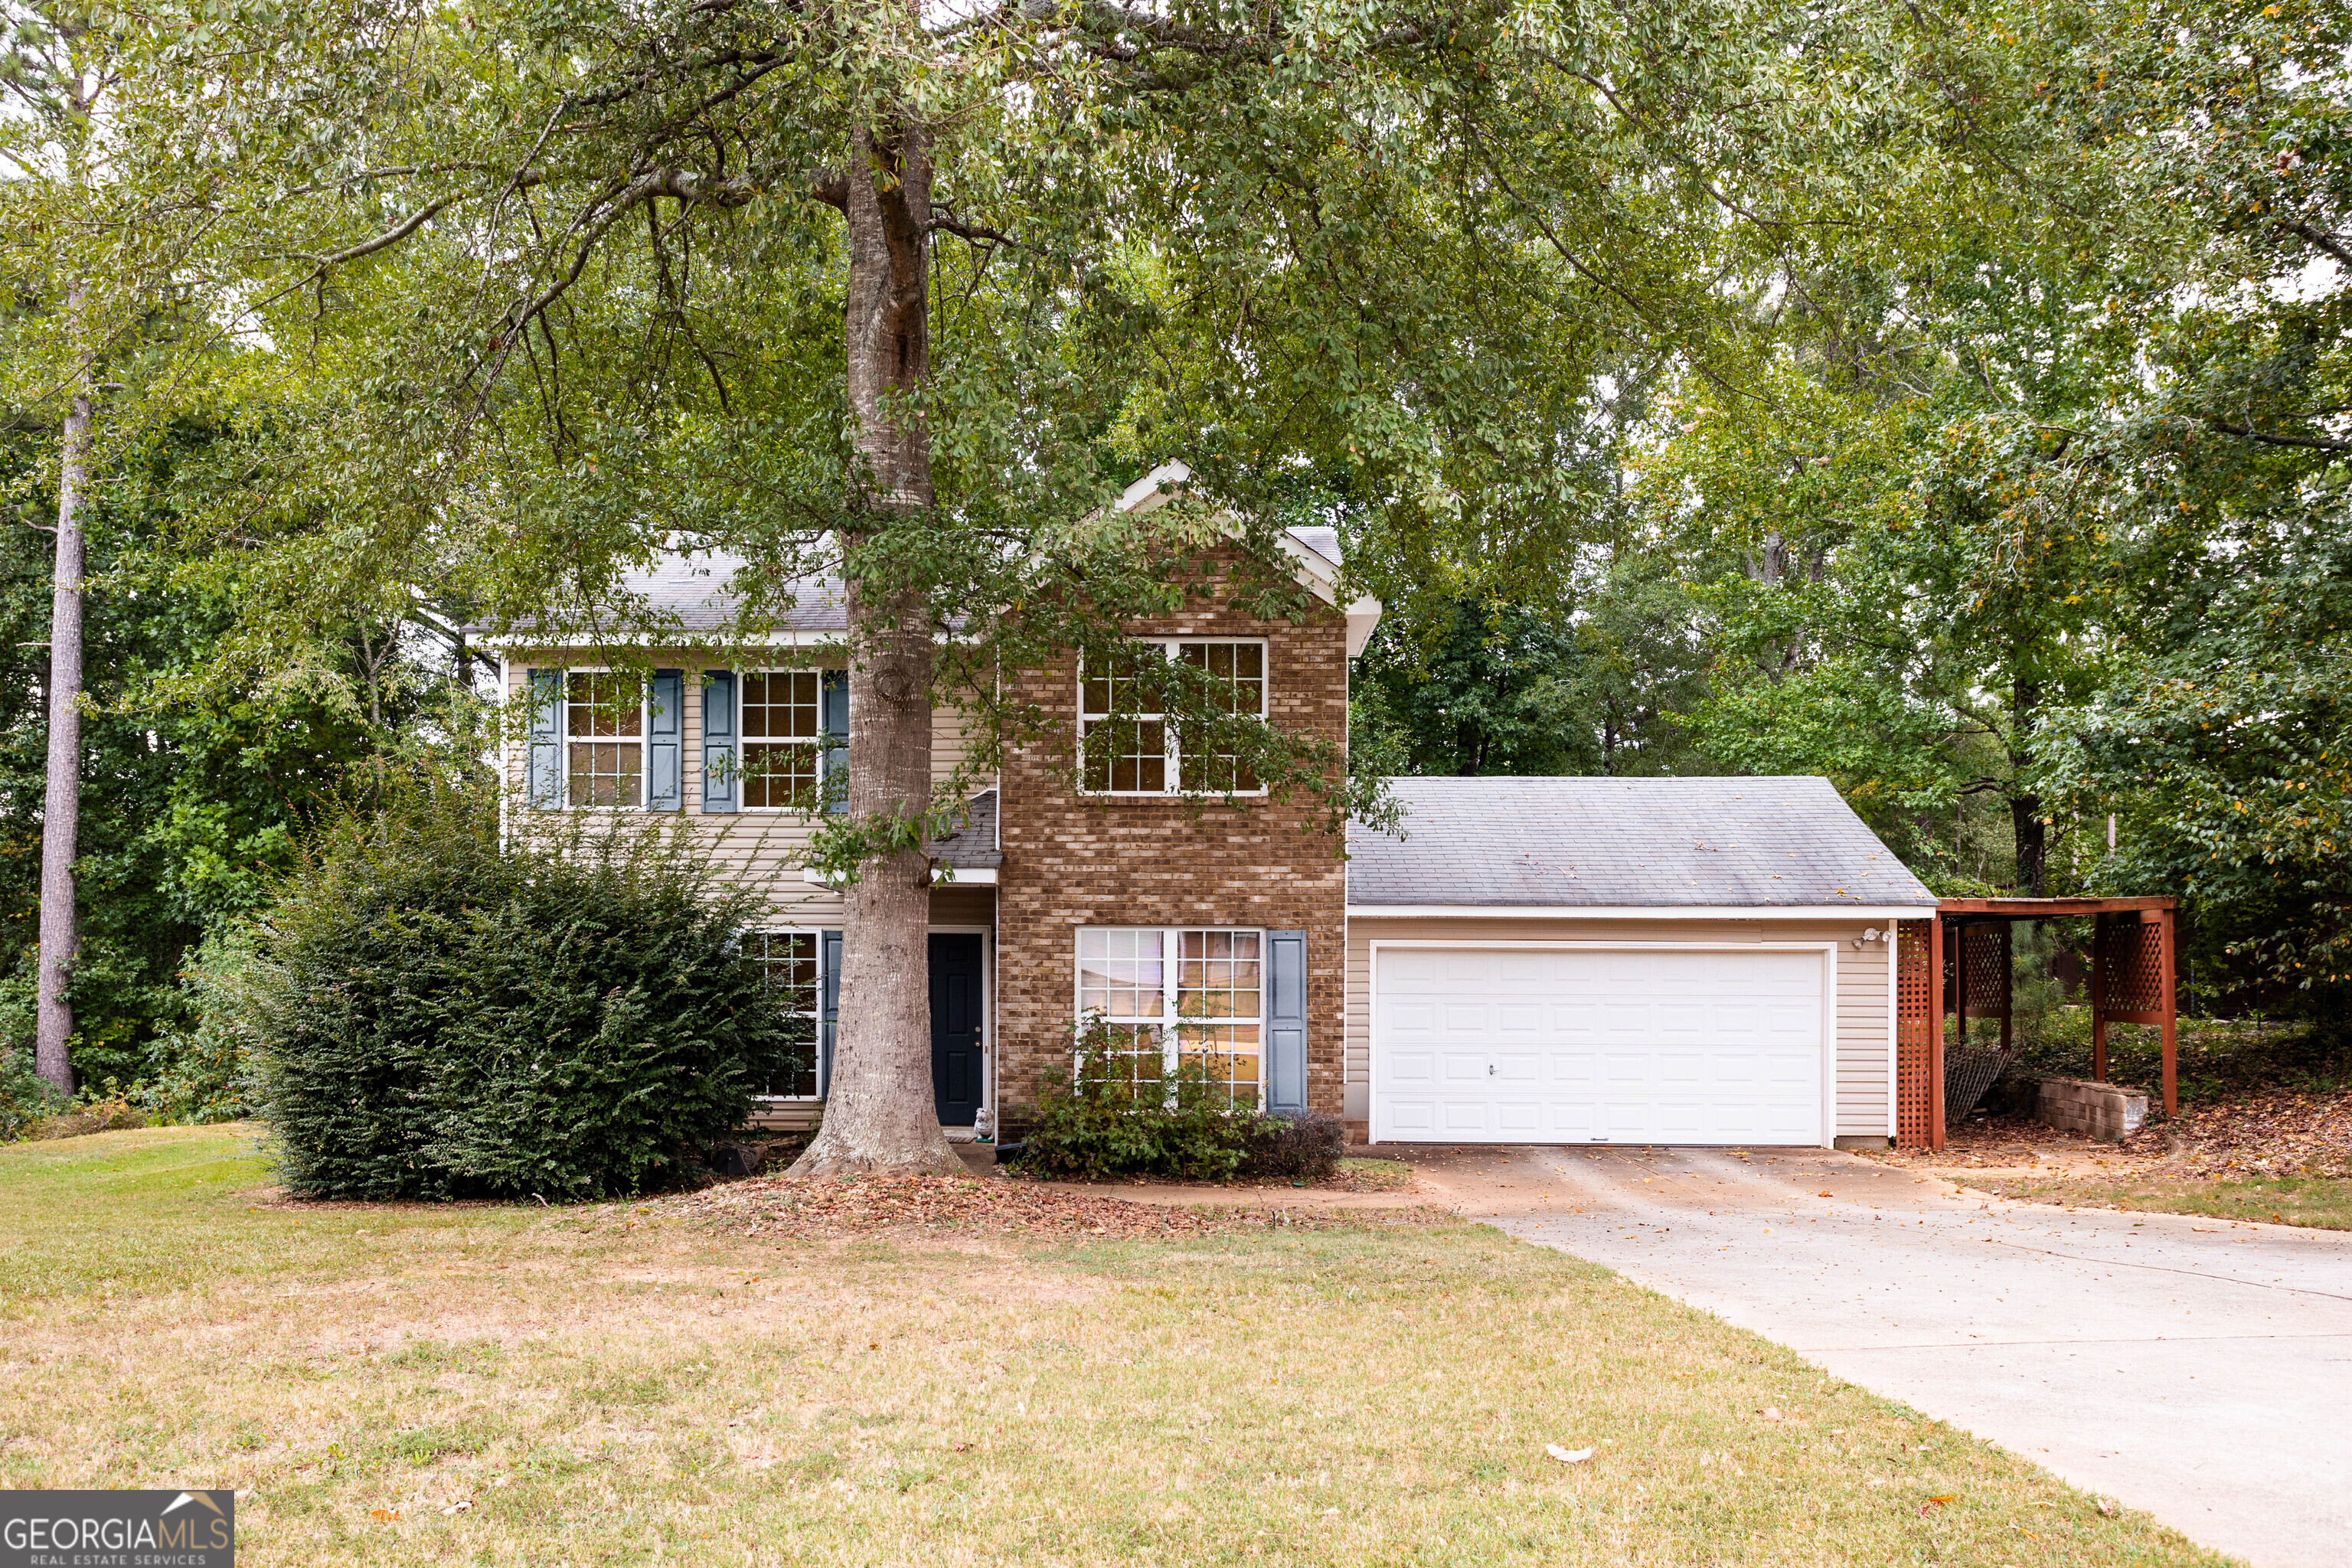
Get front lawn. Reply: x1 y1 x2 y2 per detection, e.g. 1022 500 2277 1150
1971 1171 2352 1231
0 1126 2226 1566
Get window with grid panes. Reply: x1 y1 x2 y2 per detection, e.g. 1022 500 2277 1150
1078 640 1266 795
565 672 644 807
1175 641 1264 792
745 931 822 1096
1074 928 1262 1106
741 671 822 809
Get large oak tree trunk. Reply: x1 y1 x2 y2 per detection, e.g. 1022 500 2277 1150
789 119 961 1178
34 281 90 1096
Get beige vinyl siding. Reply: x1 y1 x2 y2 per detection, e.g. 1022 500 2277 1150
505 654 994 925
1344 913 1893 1142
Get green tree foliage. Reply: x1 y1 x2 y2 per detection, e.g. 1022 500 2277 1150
245 786 805 1200
0 414 393 1087
1352 582 1707 778
1633 0 2350 994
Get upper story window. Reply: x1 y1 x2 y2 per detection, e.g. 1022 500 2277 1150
742 671 823 810
1080 639 1266 796
566 672 644 808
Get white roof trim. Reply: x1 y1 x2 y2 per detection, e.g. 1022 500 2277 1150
1348 904 1939 921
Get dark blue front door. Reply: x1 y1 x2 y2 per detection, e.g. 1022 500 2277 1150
929 933 984 1126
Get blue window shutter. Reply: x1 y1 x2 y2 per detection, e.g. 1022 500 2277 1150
526 668 563 808
647 669 684 811
1266 929 1308 1117
821 668 849 814
819 929 843 1098
701 669 737 813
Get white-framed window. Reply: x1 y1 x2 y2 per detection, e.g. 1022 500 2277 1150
1074 927 1263 1107
741 670 823 811
566 671 644 808
1079 639 1267 796
746 930 822 1098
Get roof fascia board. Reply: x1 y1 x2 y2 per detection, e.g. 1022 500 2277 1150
1347 904 1939 920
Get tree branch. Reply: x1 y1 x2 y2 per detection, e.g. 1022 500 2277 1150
2275 219 2352 270
2208 418 2352 454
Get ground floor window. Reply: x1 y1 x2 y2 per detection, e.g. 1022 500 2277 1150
746 930 822 1098
1074 927 1263 1106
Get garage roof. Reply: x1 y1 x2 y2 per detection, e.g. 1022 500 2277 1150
1347 776 1935 910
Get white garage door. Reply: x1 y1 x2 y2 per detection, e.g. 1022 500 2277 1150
1371 946 1825 1145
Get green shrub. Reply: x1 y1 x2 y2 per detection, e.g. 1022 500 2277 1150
136 936 263 1126
0 1050 71 1142
240 783 805 1200
1235 1113 1344 1182
1018 1017 1344 1182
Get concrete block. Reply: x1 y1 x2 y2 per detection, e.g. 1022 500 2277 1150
2036 1076 2148 1142
1834 1135 1893 1152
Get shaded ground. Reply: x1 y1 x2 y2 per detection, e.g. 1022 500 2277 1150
668 1168 1441 1238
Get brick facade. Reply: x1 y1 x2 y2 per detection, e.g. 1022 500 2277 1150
995 587 1351 1129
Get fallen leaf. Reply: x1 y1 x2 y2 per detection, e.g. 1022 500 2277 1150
368 1509 399 1521
1818 1190 1833 1197
1929 1494 1956 1504
2097 1498 2118 1517
1759 1407 1783 1422
1544 1444 1594 1464
440 1500 472 1516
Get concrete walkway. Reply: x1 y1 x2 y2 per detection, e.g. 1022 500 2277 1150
1411 1145 2352 1568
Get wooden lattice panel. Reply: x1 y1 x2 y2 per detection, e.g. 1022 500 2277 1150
1961 922 2011 1014
2096 915 2167 1017
1896 920 1935 1149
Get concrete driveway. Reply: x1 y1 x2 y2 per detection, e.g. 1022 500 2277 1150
1410 1145 2352 1568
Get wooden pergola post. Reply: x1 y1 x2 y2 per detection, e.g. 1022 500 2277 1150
1928 914 1946 1152
2091 910 2109 1085
2160 905 2177 1117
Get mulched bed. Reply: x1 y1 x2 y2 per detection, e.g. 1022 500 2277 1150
664 1173 1431 1240
1873 1084 2352 1178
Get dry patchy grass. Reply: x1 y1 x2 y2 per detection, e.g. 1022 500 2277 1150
0 1125 2228 1566
1970 1171 2352 1230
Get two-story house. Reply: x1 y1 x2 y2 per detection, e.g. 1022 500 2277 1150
501 464 1937 1150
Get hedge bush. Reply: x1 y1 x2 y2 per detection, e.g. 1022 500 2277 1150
1018 1025 1343 1182
240 786 805 1200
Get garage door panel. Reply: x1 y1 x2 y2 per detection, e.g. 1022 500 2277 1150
1439 1050 1489 1085
1495 1002 1544 1036
1372 946 1824 1146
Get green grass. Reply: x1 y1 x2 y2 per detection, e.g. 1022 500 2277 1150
1334 1156 1413 1190
0 1125 2231 1566
1975 1171 2352 1230
1980 1007 2350 1106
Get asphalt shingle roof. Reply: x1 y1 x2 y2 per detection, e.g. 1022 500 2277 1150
515 524 1341 639
1346 776 1935 909
929 788 1001 869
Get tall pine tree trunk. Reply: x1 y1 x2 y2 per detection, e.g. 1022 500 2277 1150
789 119 959 1177
35 279 90 1096
2008 671 2047 898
